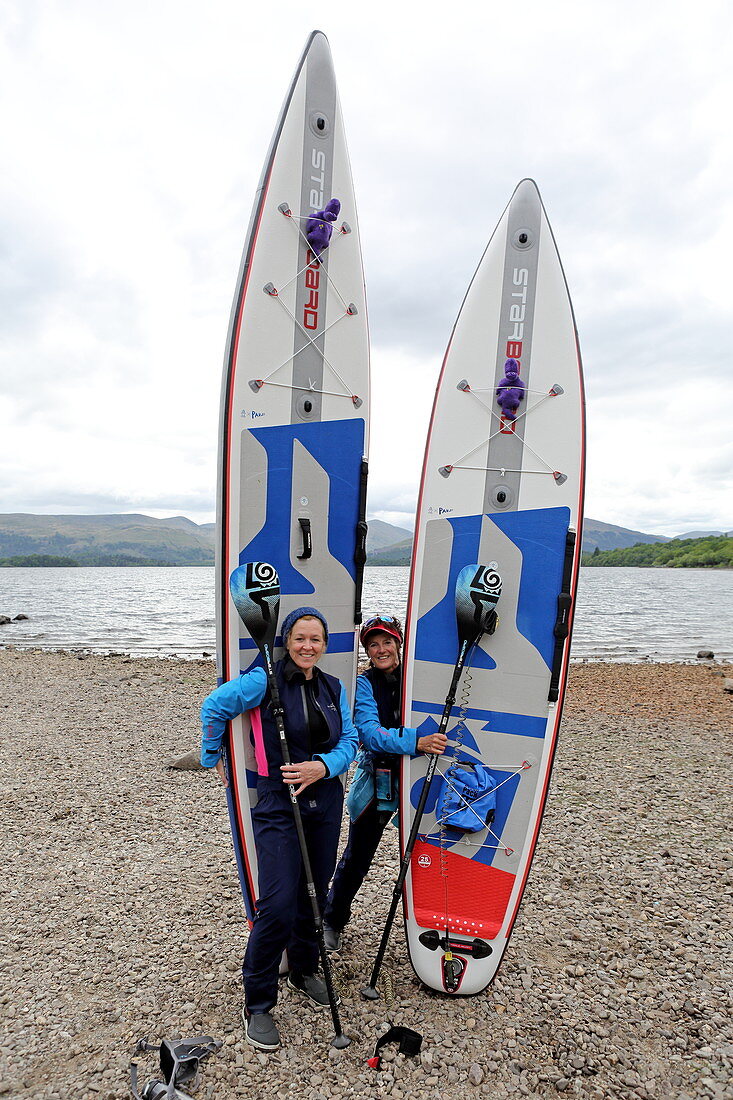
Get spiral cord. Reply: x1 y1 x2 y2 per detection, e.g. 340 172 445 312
383 967 395 1015
439 648 476 939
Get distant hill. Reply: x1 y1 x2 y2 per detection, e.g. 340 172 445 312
676 529 731 540
582 535 732 569
0 514 215 566
0 513 413 567
581 519 668 553
365 519 412 553
368 538 413 566
1 513 724 567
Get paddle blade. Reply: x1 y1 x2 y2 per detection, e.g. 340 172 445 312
229 562 281 650
455 563 502 646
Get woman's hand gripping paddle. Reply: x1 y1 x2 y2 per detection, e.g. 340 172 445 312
229 562 351 1049
361 562 502 1000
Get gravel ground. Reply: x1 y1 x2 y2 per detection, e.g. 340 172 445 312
1 649 731 1100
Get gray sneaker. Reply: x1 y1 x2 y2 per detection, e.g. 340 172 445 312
287 972 340 1009
323 924 342 952
242 1007 281 1050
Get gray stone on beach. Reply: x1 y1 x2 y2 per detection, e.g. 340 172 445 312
0 616 11 625
167 748 206 771
697 649 715 659
468 1063 484 1085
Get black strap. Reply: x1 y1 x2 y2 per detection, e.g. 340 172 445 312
129 1061 144 1100
548 529 576 702
130 1036 221 1099
369 1025 423 1069
160 1036 222 1085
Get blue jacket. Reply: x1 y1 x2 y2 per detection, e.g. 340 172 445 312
200 659 358 781
354 665 418 760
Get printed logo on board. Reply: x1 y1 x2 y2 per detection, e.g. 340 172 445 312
303 149 327 332
310 148 326 211
506 267 529 362
417 854 431 868
304 249 321 330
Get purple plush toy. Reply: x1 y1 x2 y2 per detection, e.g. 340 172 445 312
495 358 526 420
305 198 341 258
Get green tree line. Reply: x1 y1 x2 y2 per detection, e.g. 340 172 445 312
582 535 732 568
0 553 175 567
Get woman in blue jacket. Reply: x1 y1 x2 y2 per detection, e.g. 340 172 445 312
200 607 358 1052
323 615 446 950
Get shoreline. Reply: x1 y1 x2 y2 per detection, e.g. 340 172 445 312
3 643 731 668
1 651 731 1099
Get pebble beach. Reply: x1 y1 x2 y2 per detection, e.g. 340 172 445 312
1 649 731 1100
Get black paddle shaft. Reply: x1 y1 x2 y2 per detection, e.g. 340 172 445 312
362 635 473 997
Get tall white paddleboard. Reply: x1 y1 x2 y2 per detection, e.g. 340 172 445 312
216 31 369 922
401 179 584 994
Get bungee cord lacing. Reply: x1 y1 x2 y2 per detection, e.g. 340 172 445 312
278 202 354 311
258 286 361 404
438 378 567 483
422 758 532 857
247 201 363 407
252 298 361 404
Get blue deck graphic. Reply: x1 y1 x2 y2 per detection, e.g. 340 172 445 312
415 516 496 669
413 703 547 739
408 507 572 872
415 508 570 671
240 419 365 596
491 507 570 669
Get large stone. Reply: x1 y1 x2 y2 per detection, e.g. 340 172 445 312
167 749 206 771
469 1063 484 1086
697 649 714 659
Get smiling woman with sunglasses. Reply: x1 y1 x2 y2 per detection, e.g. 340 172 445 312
322 614 447 951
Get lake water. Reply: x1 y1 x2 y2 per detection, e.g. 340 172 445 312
0 566 731 663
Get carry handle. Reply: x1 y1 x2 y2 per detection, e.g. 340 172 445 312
297 517 312 560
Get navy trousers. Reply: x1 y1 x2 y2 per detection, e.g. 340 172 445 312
243 779 343 1014
324 800 391 933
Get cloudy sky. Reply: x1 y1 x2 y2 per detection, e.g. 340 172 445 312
2 0 731 537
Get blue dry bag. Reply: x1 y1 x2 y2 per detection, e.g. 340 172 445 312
437 762 497 833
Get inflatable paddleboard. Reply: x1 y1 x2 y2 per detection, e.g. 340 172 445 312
216 31 369 922
401 179 584 994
